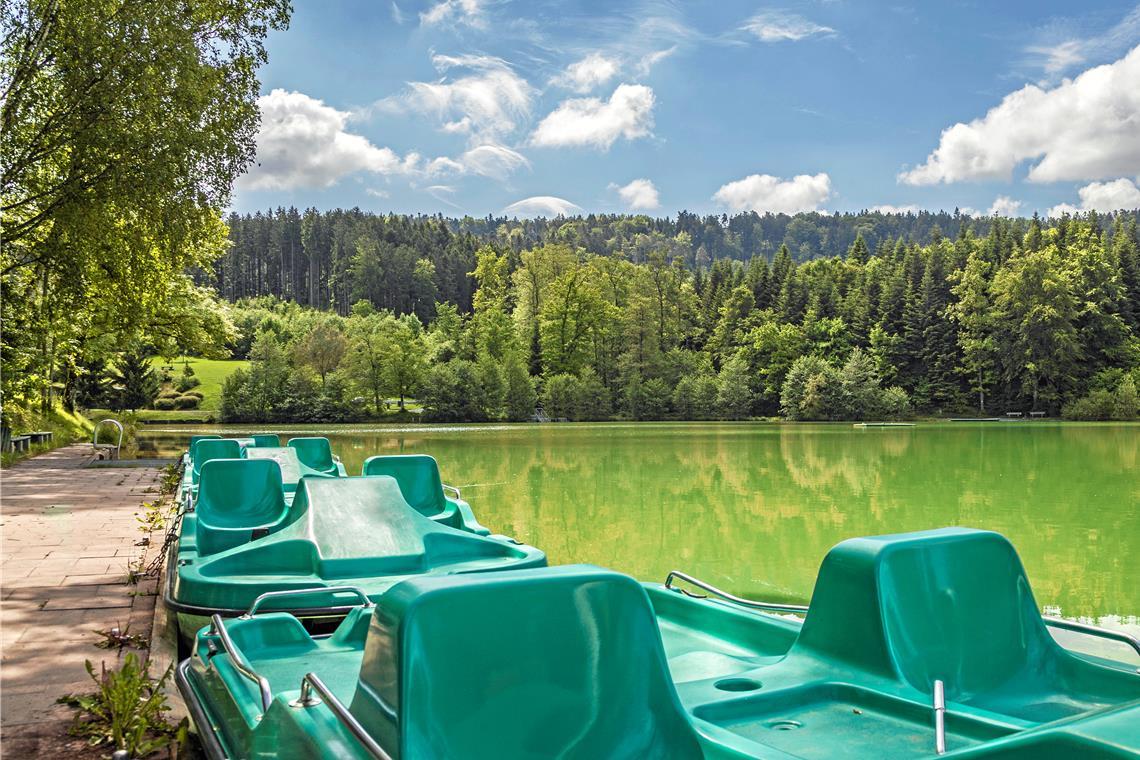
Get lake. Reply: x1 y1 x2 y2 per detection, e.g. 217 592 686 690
142 421 1139 624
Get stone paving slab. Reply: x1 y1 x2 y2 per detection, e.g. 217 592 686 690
0 445 165 744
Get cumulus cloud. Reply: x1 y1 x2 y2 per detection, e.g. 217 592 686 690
502 196 582 217
713 173 832 214
900 45 1140 185
611 178 660 210
743 11 835 42
552 53 620 93
383 54 533 142
420 0 483 28
1048 178 1140 216
239 90 417 191
530 84 655 149
987 196 1024 216
869 204 921 214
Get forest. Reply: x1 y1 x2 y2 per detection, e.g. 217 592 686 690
205 211 1140 423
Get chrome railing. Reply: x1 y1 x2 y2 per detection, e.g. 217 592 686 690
241 586 374 619
664 570 809 614
291 672 392 760
209 614 272 713
442 484 462 501
1043 617 1140 658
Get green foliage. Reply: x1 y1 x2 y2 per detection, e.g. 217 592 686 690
505 353 537 421
1 0 288 422
112 350 160 411
1063 371 1140 420
62 654 185 757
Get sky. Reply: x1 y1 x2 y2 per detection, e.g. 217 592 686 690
232 0 1140 219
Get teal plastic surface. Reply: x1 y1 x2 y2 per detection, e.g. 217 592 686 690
170 466 546 616
288 437 340 476
190 438 242 485
361 454 489 534
251 434 281 448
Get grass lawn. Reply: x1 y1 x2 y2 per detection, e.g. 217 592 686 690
153 356 249 411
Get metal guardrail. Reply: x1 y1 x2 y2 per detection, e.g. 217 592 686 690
664 570 809 614
93 419 124 459
241 586 374 619
291 673 393 760
209 614 272 713
1043 617 1140 658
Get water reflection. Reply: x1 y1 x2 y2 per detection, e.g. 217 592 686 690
143 422 1139 619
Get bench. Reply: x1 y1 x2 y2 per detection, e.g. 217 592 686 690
28 431 53 444
9 435 30 452
1006 411 1023 418
1029 411 1046 418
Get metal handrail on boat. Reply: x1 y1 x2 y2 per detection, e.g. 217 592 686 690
292 672 393 760
241 586 374 619
209 614 273 713
1043 616 1140 658
664 571 809 614
442 484 462 501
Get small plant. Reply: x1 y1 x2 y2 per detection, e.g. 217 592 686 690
93 623 149 650
136 499 168 534
60 654 187 757
160 462 181 496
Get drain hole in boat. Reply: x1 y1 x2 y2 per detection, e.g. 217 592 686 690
714 677 762 692
766 719 803 731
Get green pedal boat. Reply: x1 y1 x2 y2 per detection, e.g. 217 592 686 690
165 441 545 645
178 528 1140 759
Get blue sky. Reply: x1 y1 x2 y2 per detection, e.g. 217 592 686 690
232 0 1140 218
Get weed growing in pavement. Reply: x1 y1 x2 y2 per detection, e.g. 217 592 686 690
59 654 187 757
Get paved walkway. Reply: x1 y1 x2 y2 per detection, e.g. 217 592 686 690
0 445 163 749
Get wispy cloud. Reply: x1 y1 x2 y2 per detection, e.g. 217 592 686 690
742 10 836 42
551 53 620 93
1022 4 1140 81
390 1 404 25
420 0 484 29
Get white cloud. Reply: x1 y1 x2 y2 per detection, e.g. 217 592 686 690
987 195 1024 216
635 46 677 76
530 84 655 150
900 45 1140 185
365 188 390 199
420 0 483 28
742 11 835 42
612 178 660 210
389 54 534 142
1048 178 1140 216
239 89 417 191
713 173 832 214
869 204 921 214
552 53 619 93
390 1 404 25
502 196 582 217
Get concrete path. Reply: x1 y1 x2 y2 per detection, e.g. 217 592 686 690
0 445 163 750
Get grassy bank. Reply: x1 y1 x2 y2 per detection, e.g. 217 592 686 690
1 407 94 468
151 356 249 411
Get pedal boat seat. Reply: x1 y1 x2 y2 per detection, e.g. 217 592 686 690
351 565 705 759
288 436 340 476
190 438 243 486
361 454 489 534
194 458 288 556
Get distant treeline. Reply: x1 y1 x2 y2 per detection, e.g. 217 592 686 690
217 213 1140 422
212 208 1140 317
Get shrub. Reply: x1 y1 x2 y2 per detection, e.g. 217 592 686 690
152 398 177 411
173 395 200 409
182 389 204 400
175 374 201 392
156 388 180 400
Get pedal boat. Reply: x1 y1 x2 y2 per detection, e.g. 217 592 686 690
164 453 545 645
178 528 1140 759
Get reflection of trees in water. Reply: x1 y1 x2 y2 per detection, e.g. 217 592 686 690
148 423 1139 618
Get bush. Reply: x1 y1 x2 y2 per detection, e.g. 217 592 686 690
1062 374 1139 420
182 389 204 400
175 374 201 392
156 388 180 400
152 398 177 411
173 395 200 409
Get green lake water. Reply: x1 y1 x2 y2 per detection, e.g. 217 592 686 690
143 421 1140 623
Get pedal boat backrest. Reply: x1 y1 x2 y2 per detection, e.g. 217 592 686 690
361 455 449 517
191 438 243 484
287 436 338 475
350 565 704 760
188 434 221 453
250 434 281 448
792 528 1139 719
195 458 288 556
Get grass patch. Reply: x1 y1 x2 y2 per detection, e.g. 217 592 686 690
151 356 249 411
